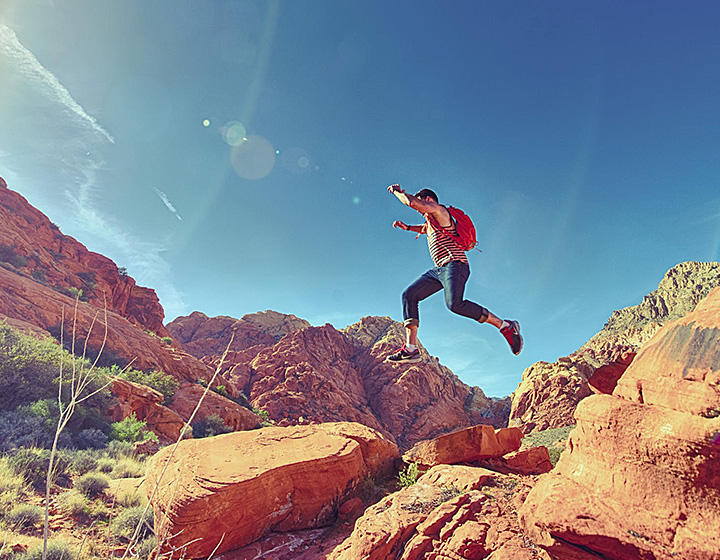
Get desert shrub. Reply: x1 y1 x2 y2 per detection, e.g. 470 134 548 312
110 457 145 479
192 414 232 438
110 414 158 444
72 451 99 475
73 428 109 450
112 367 178 402
398 462 419 488
74 472 110 498
0 409 55 452
106 440 136 459
0 457 29 514
0 324 68 410
95 457 116 474
0 245 27 268
136 536 157 560
56 489 89 516
4 503 43 529
7 448 72 490
23 540 75 560
160 337 173 345
112 505 154 541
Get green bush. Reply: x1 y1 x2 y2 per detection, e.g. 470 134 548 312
112 367 179 402
23 540 75 560
0 324 68 410
136 536 157 560
56 489 89 516
192 414 232 438
0 457 28 514
111 505 154 541
7 447 72 490
4 503 43 529
110 414 158 444
74 472 110 498
107 440 136 459
110 457 146 479
398 462 419 488
72 450 99 475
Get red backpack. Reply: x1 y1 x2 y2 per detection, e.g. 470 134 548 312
422 206 481 252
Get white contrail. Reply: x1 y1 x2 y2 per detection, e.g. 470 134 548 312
154 188 183 221
0 22 115 143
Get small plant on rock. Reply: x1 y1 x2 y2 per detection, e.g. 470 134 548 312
5 503 44 529
398 462 419 488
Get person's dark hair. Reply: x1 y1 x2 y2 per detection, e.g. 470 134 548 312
414 189 438 202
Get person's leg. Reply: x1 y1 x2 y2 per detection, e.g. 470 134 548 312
402 269 443 341
441 261 523 355
387 270 442 363
440 262 488 322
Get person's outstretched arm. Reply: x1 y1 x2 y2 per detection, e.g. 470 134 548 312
387 184 441 214
393 220 424 234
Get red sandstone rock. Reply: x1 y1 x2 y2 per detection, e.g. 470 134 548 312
0 266 213 383
109 377 186 443
588 351 635 394
402 425 523 468
328 467 550 560
168 383 261 432
145 422 399 559
479 446 553 476
510 262 720 434
0 183 169 335
167 310 310 358
519 287 720 559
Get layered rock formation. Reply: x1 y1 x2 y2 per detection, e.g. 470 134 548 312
0 180 169 335
145 422 399 559
169 313 510 450
0 180 258 435
519 286 720 559
510 261 720 433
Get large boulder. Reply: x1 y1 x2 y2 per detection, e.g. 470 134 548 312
145 422 399 559
402 425 523 468
519 286 720 559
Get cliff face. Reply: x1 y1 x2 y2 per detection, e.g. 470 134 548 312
0 180 168 335
169 313 510 451
510 261 720 433
519 285 720 559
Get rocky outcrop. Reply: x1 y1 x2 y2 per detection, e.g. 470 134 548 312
519 286 720 559
166 310 310 358
0 266 212 383
328 466 552 560
168 383 262 432
168 313 510 450
145 422 399 559
510 261 720 433
402 425 523 468
109 378 186 443
0 181 169 335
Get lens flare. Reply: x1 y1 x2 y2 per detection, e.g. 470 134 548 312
281 147 311 174
221 121 247 146
202 119 211 127
231 134 275 180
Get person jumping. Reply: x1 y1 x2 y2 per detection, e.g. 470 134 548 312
386 183 522 364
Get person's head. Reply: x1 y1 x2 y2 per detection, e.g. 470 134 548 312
414 188 438 202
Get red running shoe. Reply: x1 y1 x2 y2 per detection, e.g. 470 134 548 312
500 320 523 355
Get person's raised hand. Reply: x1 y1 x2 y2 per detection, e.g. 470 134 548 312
388 184 404 194
393 220 408 230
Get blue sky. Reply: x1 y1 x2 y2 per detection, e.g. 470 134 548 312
1 1 719 397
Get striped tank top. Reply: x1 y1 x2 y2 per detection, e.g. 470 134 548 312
423 216 469 267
